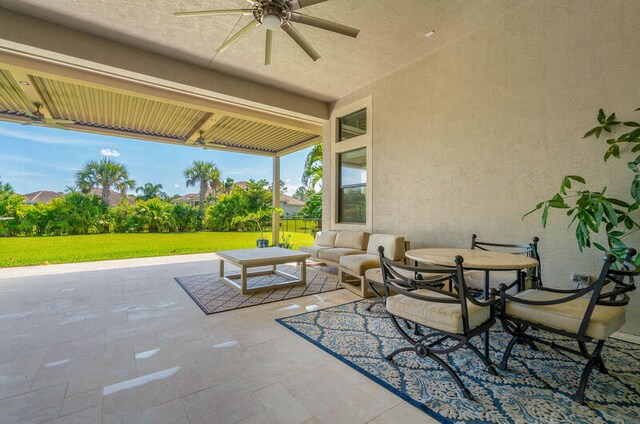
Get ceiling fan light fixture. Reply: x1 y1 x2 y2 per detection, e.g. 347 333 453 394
262 13 282 29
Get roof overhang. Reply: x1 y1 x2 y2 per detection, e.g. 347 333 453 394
0 8 327 157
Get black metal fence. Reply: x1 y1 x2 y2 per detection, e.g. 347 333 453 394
279 217 321 234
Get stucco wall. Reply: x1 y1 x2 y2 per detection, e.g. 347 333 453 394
324 0 640 334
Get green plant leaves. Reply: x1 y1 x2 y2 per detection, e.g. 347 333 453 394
632 174 640 201
528 107 640 263
598 108 606 124
560 175 586 194
593 242 607 252
541 203 549 228
604 144 620 161
583 127 599 138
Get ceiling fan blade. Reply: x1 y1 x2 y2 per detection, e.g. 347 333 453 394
216 20 260 54
282 23 320 61
265 30 274 66
287 0 330 11
175 9 253 17
290 13 359 38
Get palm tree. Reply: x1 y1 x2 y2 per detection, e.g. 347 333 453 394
136 183 166 200
223 177 235 194
183 160 221 213
0 178 14 196
301 144 323 191
75 158 136 205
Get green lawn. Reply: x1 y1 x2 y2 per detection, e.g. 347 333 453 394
0 232 314 267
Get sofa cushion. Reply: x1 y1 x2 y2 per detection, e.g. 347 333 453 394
299 245 332 258
315 231 337 247
366 234 405 261
505 289 626 340
318 248 364 264
387 290 490 334
335 231 370 250
340 254 379 275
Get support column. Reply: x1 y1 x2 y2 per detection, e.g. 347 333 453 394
272 156 281 246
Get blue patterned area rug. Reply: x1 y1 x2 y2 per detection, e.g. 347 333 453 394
276 300 640 423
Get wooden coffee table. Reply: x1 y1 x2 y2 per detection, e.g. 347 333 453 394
216 247 311 295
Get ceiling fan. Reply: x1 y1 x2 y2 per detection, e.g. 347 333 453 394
22 103 74 128
175 0 360 65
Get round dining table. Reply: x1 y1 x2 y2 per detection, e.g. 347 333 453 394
406 248 539 272
404 248 540 359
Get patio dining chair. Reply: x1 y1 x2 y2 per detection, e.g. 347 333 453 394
497 249 638 404
468 234 541 294
378 247 497 400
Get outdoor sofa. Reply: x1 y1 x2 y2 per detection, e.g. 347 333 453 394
299 231 409 298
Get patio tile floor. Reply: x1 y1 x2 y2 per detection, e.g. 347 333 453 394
0 254 435 424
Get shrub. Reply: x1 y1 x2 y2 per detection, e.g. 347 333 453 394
172 203 201 232
205 181 272 231
128 199 176 233
44 193 108 235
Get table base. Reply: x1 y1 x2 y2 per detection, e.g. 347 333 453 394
219 260 307 295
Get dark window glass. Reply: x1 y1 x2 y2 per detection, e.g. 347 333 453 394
338 147 366 223
338 108 367 142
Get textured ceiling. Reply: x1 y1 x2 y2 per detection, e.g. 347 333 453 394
0 0 524 102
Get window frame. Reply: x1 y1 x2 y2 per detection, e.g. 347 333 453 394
337 147 367 224
337 108 367 142
330 96 373 231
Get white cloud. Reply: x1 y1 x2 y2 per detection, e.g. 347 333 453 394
0 127 99 146
100 148 120 157
286 184 302 195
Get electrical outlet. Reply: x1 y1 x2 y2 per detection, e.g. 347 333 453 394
571 273 592 288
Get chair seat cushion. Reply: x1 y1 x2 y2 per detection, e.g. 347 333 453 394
299 245 332 258
339 254 379 275
386 290 490 334
505 289 626 340
317 248 365 264
465 270 521 293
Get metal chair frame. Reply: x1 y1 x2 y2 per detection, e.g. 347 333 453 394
378 247 497 400
497 249 637 404
471 233 542 292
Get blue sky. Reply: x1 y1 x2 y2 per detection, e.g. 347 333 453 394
0 121 312 196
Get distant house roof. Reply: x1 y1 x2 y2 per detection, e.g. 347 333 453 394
234 181 249 190
87 188 134 206
280 194 305 206
22 190 63 204
172 193 201 204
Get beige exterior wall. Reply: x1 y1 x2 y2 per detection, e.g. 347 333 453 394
324 1 640 334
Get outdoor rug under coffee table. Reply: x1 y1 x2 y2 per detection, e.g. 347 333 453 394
277 300 640 423
175 263 339 314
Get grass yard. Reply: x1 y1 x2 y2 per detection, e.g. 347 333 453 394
0 231 314 267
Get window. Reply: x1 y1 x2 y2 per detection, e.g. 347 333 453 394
337 108 367 142
331 96 372 230
338 147 366 223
